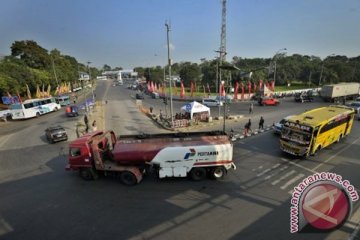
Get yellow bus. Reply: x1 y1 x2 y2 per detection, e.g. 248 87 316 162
280 105 355 157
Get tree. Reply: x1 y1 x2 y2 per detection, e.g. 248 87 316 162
102 64 111 71
11 40 50 69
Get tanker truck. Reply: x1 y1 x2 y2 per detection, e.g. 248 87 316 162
66 130 235 185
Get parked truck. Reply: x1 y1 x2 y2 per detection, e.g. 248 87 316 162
320 82 360 102
66 130 235 185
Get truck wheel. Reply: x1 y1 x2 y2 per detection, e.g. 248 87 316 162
189 168 206 181
80 168 94 181
120 171 138 186
210 167 227 180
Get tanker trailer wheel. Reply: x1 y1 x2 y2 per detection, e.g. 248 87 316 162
189 168 207 181
80 168 95 181
120 171 138 186
210 167 227 180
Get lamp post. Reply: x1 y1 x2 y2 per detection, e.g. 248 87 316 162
273 48 287 84
50 55 59 86
165 22 174 128
319 54 335 86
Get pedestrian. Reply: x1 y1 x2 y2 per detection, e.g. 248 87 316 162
84 114 89 133
259 116 264 130
249 103 254 114
150 106 153 113
244 119 251 135
92 120 97 131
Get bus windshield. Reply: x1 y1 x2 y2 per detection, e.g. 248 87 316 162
281 127 312 145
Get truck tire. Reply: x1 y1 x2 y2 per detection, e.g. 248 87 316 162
210 167 227 180
80 168 95 181
120 171 138 186
189 168 206 181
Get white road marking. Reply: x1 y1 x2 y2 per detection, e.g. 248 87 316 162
280 173 305 190
312 136 360 171
271 170 297 186
280 158 317 174
256 168 272 177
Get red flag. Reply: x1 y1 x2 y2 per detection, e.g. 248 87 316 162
16 90 22 103
180 81 185 99
150 81 155 92
220 82 226 97
259 79 263 90
265 81 270 89
147 82 151 92
253 82 257 93
248 81 252 96
190 81 194 97
241 83 245 100
233 81 239 100
271 80 275 91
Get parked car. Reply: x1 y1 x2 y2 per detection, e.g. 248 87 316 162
273 115 295 135
45 126 68 143
346 101 360 113
216 95 232 104
294 93 314 103
151 92 160 99
135 93 144 99
202 98 221 107
259 98 280 106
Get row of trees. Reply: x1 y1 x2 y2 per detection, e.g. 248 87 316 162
1 39 359 100
0 40 101 99
135 54 360 91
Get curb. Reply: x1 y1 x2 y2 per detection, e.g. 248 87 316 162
230 125 273 141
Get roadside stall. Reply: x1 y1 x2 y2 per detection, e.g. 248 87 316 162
180 101 210 122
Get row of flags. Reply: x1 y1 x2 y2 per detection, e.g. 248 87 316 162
4 82 72 104
147 80 276 99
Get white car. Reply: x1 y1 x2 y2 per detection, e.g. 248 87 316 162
273 115 295 135
202 98 221 107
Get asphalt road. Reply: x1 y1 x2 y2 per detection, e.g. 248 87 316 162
0 80 359 240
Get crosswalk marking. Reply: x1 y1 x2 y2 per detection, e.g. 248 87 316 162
271 170 297 186
280 173 305 190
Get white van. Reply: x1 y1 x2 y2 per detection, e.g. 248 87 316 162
202 98 221 107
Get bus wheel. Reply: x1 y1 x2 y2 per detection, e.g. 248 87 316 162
336 135 342 143
210 167 227 180
80 168 95 181
189 168 207 181
36 112 40 118
120 171 138 186
54 107 58 111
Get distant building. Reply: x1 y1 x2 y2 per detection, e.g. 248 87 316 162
79 72 90 81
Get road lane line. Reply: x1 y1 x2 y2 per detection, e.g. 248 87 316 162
280 158 317 174
280 173 305 190
312 136 360 171
271 170 296 185
256 168 272 177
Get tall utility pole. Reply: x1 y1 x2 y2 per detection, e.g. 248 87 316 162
165 22 174 128
220 0 227 62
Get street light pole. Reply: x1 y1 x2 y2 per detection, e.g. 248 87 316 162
273 48 287 84
50 55 59 86
165 22 174 128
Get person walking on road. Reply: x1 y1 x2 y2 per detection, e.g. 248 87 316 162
259 116 264 130
244 119 252 135
84 114 89 133
249 103 254 114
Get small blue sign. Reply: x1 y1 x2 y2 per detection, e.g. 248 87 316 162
185 103 191 111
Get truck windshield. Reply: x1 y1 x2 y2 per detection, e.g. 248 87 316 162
281 128 312 145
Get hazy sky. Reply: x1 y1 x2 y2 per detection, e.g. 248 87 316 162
1 0 359 69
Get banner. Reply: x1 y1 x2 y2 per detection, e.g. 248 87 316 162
259 79 263 90
220 82 226 97
248 81 252 96
271 80 275 91
190 81 194 97
26 84 32 99
233 81 239 100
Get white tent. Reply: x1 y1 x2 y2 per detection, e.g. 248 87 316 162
180 101 210 120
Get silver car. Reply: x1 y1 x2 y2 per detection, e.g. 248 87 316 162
273 115 294 135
